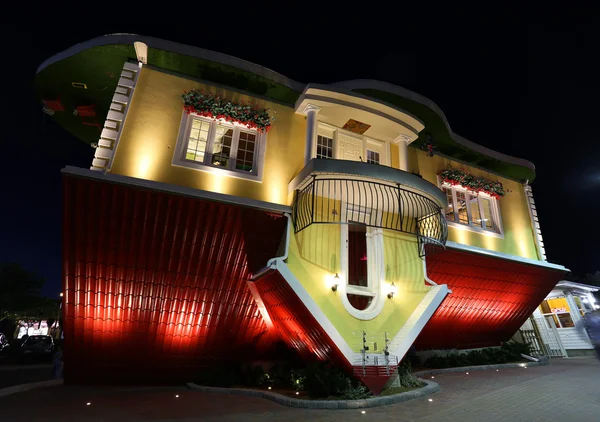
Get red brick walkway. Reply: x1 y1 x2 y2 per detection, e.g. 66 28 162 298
1 358 598 421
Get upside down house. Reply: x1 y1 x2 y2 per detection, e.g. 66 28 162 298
36 34 567 393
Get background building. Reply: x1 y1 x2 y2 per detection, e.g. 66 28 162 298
36 34 567 393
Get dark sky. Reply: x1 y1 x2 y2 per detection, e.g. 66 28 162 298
2 19 599 297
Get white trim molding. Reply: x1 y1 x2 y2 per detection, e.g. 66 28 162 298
172 112 267 182
524 183 547 261
90 61 142 172
445 240 568 272
388 284 450 359
268 259 449 366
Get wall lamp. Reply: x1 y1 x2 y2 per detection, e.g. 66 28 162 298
331 273 340 292
387 282 397 299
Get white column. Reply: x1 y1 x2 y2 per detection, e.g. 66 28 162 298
393 134 412 172
303 104 320 166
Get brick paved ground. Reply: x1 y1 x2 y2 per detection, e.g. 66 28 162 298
0 358 598 421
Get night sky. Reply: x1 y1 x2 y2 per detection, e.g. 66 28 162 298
2 19 598 297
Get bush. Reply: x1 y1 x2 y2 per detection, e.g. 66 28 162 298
195 366 236 387
501 341 531 360
301 362 348 398
423 342 530 369
397 359 424 388
339 379 371 400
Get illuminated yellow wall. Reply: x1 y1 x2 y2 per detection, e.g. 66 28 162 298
413 149 539 259
110 67 306 205
289 224 429 351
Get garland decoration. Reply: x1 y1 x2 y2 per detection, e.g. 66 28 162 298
182 90 274 132
439 167 508 198
420 133 436 157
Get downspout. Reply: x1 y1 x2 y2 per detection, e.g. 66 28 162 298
251 212 291 280
422 256 452 292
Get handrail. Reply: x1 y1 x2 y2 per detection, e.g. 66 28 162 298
292 176 447 257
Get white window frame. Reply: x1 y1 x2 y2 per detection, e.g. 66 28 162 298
339 206 385 320
172 113 266 182
440 180 504 238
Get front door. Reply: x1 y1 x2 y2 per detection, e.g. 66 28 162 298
338 134 363 162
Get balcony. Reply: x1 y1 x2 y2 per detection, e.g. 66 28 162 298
290 159 448 257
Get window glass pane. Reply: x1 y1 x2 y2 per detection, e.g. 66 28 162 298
442 188 455 221
316 135 333 159
235 131 257 172
469 193 482 227
480 197 494 230
455 191 469 224
557 313 575 328
366 150 380 164
348 224 368 288
186 119 211 162
211 124 234 167
346 294 373 311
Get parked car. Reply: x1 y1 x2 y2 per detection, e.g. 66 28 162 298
0 333 10 358
20 335 54 362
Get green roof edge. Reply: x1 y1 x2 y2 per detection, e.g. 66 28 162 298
35 34 536 182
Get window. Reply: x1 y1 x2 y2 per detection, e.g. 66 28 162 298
441 185 502 234
340 207 385 319
316 135 333 159
366 150 380 164
175 115 264 180
540 297 575 328
347 224 372 311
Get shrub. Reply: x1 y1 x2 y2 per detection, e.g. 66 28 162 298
397 359 424 388
301 362 348 398
339 379 371 400
196 366 236 387
501 341 531 360
423 342 531 369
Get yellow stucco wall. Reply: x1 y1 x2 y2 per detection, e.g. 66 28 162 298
110 67 538 261
110 67 306 205
290 224 429 352
413 149 539 260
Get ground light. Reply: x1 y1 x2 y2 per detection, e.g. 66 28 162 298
361 410 366 414
428 399 433 402
86 403 91 406
431 376 435 379
268 387 272 390
175 395 179 398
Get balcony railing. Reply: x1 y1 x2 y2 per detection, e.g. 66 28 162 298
292 175 448 257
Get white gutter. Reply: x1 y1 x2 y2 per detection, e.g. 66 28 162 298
268 213 291 265
62 166 292 215
251 213 291 280
445 240 568 272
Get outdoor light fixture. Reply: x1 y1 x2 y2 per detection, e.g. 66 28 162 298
428 399 433 402
59 292 64 297
86 403 91 406
268 386 272 390
387 282 397 299
175 395 179 398
361 410 366 414
331 273 340 292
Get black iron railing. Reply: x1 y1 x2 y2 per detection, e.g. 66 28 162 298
292 176 447 257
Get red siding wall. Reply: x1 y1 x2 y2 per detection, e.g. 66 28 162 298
253 271 349 369
415 249 566 350
62 175 286 383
